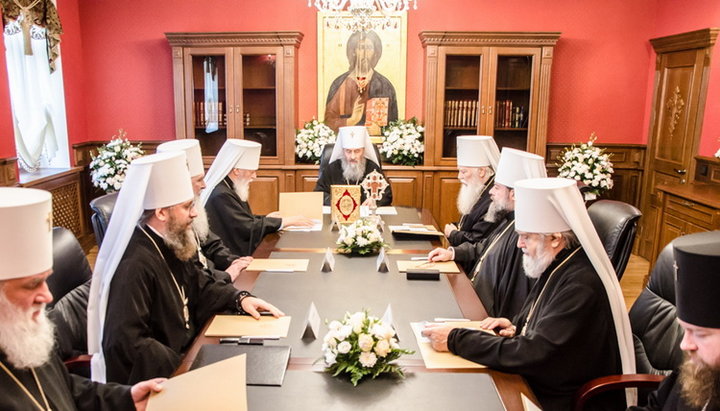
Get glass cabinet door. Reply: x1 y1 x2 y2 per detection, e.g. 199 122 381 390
240 53 278 157
491 51 537 151
441 54 483 158
187 50 232 157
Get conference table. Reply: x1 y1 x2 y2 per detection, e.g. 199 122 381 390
176 207 538 410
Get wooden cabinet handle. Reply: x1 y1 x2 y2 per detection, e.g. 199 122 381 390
674 168 687 175
481 105 485 114
681 201 695 208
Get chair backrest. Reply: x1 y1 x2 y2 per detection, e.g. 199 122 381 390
89 192 118 246
629 242 684 374
47 227 92 307
587 199 642 279
318 143 384 182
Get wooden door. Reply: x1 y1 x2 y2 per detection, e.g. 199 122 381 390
637 29 718 260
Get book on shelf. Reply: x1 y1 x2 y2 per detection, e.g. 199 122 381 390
444 100 479 128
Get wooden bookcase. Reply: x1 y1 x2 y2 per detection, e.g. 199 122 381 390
166 32 303 165
420 31 560 166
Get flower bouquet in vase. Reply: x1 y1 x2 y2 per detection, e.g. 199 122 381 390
89 129 145 193
379 117 425 166
336 218 388 256
556 133 614 201
321 310 413 386
295 119 336 164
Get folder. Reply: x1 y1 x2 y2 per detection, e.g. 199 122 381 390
245 259 309 272
410 322 488 369
278 192 323 221
389 224 443 238
205 315 292 338
190 344 291 386
147 354 247 411
397 260 460 274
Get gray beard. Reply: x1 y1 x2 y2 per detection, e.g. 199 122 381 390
164 216 198 261
484 196 511 223
233 179 250 202
679 354 720 408
341 156 366 184
192 196 210 243
0 290 55 369
522 243 556 279
457 182 485 215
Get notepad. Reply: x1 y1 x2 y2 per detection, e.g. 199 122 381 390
245 259 309 272
397 260 460 274
389 224 443 237
190 344 291 386
410 322 488 369
147 354 247 411
205 315 292 338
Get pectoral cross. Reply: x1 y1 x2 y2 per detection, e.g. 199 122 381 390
361 170 388 202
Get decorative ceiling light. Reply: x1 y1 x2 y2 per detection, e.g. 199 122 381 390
309 0 418 31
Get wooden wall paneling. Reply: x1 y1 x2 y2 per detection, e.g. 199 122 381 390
432 171 462 228
0 157 18 186
383 168 423 208
249 169 284 215
295 168 318 192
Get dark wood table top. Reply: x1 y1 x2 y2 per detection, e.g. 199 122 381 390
176 207 537 410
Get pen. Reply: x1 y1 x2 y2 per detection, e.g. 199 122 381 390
410 256 429 261
414 261 434 268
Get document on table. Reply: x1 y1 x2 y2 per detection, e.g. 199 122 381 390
279 192 323 231
283 219 323 232
397 260 460 274
205 315 292 338
147 354 247 411
410 322 488 369
389 224 444 237
375 206 398 215
245 259 309 272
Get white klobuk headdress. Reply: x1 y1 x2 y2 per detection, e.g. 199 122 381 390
157 139 204 177
0 187 52 280
200 139 261 206
456 135 500 171
328 126 379 166
494 147 547 188
514 177 636 405
88 151 194 382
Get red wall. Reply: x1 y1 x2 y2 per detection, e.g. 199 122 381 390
652 0 720 157
0 24 14 158
3 0 718 160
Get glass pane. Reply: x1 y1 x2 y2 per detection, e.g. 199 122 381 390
242 54 277 157
191 55 228 157
494 55 532 151
442 55 481 158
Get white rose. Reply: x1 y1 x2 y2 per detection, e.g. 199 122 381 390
374 339 390 357
337 341 352 354
337 325 352 340
358 333 374 352
358 351 377 368
325 351 337 366
328 320 342 331
350 312 366 333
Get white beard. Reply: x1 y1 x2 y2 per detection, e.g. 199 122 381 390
233 179 251 202
192 196 210 243
0 290 55 369
456 182 485 215
522 242 557 279
484 194 511 223
341 156 366 184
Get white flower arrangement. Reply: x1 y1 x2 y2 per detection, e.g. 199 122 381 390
89 130 144 193
379 117 425 166
715 148 720 159
295 119 336 164
321 310 413 386
557 133 614 200
336 218 388 256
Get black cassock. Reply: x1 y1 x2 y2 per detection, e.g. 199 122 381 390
192 229 241 283
0 351 132 410
447 175 498 247
448 247 624 410
462 212 532 320
630 371 704 411
103 225 241 384
314 159 393 206
205 176 282 256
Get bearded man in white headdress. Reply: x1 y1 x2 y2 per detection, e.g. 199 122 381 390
157 139 252 282
314 126 393 206
0 187 164 410
424 178 636 410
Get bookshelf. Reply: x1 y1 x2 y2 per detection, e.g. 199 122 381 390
420 31 560 165
166 32 303 165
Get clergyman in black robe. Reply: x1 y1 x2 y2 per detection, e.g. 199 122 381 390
0 351 134 410
448 247 623 410
205 176 282 256
102 225 244 384
446 175 498 247
314 158 392 206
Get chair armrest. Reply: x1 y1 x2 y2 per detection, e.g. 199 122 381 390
64 354 92 378
574 373 666 411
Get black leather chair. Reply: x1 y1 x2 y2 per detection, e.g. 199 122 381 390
89 192 118 246
318 143 384 182
587 199 642 280
46 227 93 376
573 242 683 410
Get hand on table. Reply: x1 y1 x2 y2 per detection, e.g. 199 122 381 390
428 247 453 262
240 296 285 320
225 257 253 281
131 378 166 411
421 323 455 352
282 215 315 228
478 317 516 337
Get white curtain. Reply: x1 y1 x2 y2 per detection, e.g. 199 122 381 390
204 57 219 133
3 17 69 171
